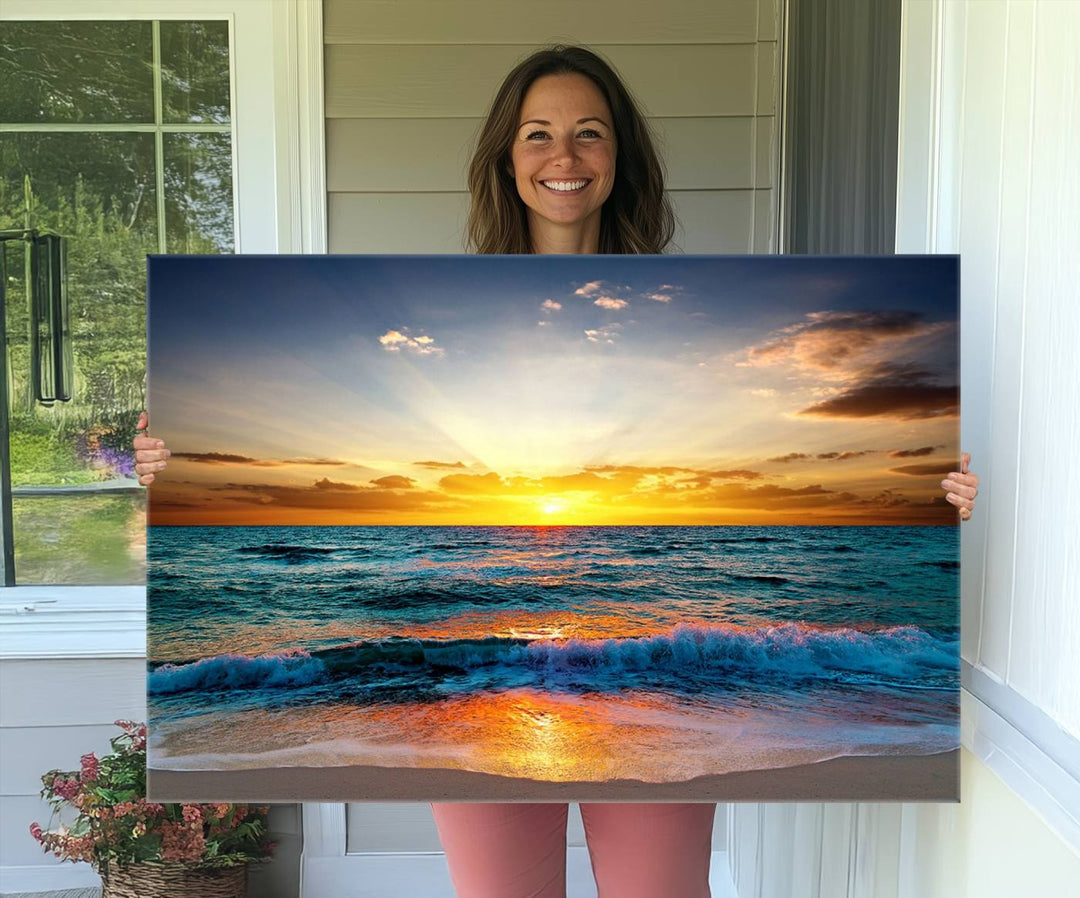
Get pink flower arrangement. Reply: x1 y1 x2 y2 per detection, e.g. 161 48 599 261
30 721 274 876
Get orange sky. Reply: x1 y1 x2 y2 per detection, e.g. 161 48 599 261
149 257 959 527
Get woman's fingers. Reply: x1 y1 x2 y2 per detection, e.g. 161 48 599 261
134 411 169 485
941 476 978 500
944 491 975 511
943 452 977 522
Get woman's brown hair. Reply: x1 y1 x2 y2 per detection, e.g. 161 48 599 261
466 45 676 255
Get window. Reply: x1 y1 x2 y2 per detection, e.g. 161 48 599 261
0 18 234 584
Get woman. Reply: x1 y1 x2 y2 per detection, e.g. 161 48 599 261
135 46 979 898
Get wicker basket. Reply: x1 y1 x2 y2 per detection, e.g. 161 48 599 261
101 862 247 898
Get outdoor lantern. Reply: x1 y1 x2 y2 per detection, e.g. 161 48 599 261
0 230 73 406
30 233 73 405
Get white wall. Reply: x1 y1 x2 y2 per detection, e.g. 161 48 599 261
729 1 1080 894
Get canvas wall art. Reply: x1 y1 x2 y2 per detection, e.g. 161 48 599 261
146 254 960 802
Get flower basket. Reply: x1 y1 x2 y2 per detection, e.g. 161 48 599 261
101 861 247 898
30 721 274 891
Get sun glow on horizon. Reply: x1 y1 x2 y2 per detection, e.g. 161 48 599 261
540 498 568 516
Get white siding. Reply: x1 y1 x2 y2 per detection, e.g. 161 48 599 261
0 659 146 872
324 0 781 255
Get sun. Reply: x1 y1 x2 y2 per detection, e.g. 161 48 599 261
540 498 566 515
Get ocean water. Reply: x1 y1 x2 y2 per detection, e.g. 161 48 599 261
147 525 960 781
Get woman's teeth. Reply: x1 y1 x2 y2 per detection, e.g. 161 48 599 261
542 180 589 192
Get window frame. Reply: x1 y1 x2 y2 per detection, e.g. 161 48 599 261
0 0 326 656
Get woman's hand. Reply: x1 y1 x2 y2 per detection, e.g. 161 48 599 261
942 452 979 522
133 411 171 486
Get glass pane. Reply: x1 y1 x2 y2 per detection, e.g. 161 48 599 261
12 493 146 585
0 21 154 124
160 20 232 124
164 132 235 253
2 132 155 585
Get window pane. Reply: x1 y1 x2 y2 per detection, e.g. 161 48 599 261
2 132 156 586
0 22 154 124
12 493 146 585
164 133 235 253
160 21 232 124
1 19 235 586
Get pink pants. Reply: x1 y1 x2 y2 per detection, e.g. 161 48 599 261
430 802 716 898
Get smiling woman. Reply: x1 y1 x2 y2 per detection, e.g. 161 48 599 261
465 45 674 255
508 73 617 253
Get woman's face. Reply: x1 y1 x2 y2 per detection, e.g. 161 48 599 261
509 73 617 241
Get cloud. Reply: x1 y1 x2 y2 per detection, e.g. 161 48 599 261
797 366 958 420
370 475 416 489
574 280 630 309
205 480 460 513
594 297 628 310
573 281 605 297
889 446 939 458
676 481 860 511
816 450 875 460
172 452 347 467
438 472 505 494
378 330 409 348
744 310 950 374
378 327 444 356
768 452 811 463
585 324 622 344
746 388 777 398
644 283 679 303
413 460 467 469
540 299 562 312
313 478 361 491
890 463 956 476
856 489 911 507
172 451 258 464
583 464 765 487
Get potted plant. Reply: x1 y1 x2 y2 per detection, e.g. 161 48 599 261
30 720 274 897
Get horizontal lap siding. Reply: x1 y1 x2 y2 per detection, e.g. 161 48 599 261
324 0 761 45
0 658 146 868
324 0 780 256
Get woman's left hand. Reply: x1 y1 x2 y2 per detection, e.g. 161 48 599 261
942 452 979 522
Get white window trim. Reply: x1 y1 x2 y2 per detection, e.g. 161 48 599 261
0 0 326 660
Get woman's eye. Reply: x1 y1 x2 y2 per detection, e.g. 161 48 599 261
525 130 550 140
579 129 602 138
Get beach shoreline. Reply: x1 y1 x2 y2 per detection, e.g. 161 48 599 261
148 748 958 803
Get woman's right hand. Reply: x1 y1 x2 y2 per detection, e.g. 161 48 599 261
133 411 171 486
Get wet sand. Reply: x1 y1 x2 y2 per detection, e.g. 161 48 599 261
148 748 958 803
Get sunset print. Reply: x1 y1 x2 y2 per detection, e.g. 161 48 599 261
146 255 960 801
